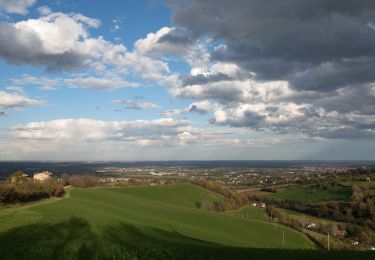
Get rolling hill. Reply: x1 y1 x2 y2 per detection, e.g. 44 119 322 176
0 184 372 259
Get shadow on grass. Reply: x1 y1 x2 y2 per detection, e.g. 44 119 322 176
0 218 374 260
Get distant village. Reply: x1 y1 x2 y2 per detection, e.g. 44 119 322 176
9 165 371 191
90 165 366 189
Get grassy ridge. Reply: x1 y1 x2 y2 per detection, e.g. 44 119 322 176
0 184 373 259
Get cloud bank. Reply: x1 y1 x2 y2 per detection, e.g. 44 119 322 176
161 0 375 139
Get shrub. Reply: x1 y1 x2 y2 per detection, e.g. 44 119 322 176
0 172 65 206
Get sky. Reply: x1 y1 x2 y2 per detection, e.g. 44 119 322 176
0 0 374 161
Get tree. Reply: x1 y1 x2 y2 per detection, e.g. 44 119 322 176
198 198 214 211
62 173 70 186
7 171 28 184
344 207 353 223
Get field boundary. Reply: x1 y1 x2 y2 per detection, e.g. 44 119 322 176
0 186 71 213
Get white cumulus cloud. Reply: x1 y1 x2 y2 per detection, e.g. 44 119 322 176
0 90 44 108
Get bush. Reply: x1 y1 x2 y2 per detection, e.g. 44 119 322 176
0 172 65 206
260 187 277 193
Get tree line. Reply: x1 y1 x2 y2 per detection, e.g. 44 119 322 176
256 184 375 229
251 183 375 246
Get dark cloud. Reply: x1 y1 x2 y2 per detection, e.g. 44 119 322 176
313 85 375 114
187 104 207 114
165 0 375 139
181 73 232 86
157 28 193 46
167 0 375 91
290 58 375 91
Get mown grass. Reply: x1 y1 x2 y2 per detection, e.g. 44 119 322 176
267 184 352 202
0 183 373 259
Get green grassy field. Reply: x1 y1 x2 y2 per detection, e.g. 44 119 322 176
267 184 352 202
284 209 306 216
340 181 375 195
229 205 267 220
0 184 373 259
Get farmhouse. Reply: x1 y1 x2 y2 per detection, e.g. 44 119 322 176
33 171 53 182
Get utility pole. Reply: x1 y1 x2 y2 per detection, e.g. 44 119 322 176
282 230 285 245
302 216 305 231
327 233 330 251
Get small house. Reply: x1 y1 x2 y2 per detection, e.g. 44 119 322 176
33 171 52 182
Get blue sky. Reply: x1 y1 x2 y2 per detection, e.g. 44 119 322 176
0 0 374 160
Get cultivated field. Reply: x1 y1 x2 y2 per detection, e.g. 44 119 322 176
266 184 352 202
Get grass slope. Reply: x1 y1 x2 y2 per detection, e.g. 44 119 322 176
229 206 267 221
0 184 373 259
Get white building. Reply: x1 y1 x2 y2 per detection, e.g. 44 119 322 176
307 223 317 229
33 171 52 182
